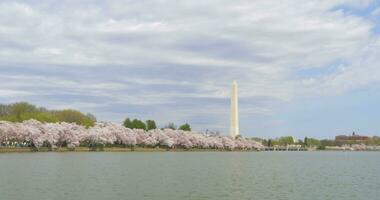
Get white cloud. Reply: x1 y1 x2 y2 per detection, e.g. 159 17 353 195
0 0 379 133
0 89 32 97
371 7 380 16
298 37 380 96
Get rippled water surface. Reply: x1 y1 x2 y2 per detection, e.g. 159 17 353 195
0 152 379 200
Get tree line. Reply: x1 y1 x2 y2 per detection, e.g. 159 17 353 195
0 102 193 132
0 102 96 127
123 118 191 131
0 119 263 150
260 136 380 149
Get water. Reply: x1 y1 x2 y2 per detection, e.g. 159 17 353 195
0 152 379 200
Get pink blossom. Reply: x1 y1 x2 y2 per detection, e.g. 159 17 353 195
0 119 264 150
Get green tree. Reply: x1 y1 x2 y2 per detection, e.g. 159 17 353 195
54 109 96 127
319 139 336 149
20 112 58 123
178 123 191 131
278 136 294 146
305 137 320 147
366 136 380 145
123 118 133 128
0 102 48 122
0 102 96 126
123 118 147 130
6 102 39 121
146 120 157 130
132 119 146 130
0 104 10 116
267 139 272 147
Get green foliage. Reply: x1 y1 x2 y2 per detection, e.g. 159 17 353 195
0 104 10 116
317 145 326 150
266 136 294 146
304 137 320 147
278 136 294 145
123 118 146 130
178 123 191 131
53 109 95 127
132 119 146 130
0 102 96 126
0 102 39 122
146 120 157 130
124 117 193 132
319 139 337 149
123 118 132 128
10 102 39 118
20 112 59 123
365 136 380 145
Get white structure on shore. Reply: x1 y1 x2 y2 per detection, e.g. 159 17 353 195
230 80 239 138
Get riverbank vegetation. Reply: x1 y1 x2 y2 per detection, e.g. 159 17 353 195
123 118 191 131
0 146 259 153
259 136 380 150
0 119 263 151
1 102 380 152
0 102 96 127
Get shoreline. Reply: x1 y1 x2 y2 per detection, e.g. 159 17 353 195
1 147 380 153
0 147 260 153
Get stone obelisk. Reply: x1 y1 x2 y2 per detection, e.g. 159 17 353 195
230 80 239 138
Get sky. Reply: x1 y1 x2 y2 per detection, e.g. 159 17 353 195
1 0 380 139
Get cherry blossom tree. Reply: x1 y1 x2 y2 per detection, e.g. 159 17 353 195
0 119 264 150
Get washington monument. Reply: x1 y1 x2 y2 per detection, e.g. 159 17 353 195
230 80 239 138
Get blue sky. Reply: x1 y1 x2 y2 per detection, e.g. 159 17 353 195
1 0 380 139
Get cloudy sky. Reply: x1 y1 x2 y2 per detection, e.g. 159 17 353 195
1 0 380 139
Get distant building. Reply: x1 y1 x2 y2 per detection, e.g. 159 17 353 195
335 132 369 143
